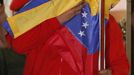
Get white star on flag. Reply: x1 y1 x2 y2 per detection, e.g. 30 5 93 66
78 30 85 37
82 11 88 18
82 22 89 29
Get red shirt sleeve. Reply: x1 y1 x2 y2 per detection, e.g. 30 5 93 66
106 15 130 75
10 0 29 11
6 18 62 54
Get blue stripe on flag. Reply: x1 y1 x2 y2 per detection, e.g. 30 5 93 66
65 4 108 54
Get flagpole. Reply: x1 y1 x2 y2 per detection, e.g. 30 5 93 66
98 0 106 71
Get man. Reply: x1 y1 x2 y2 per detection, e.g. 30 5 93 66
4 0 129 75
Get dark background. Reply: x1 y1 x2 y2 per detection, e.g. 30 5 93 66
0 1 25 75
0 48 25 75
0 0 3 4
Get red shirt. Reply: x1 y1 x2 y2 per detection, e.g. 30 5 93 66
6 15 129 75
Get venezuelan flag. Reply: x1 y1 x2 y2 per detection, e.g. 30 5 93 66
3 0 119 38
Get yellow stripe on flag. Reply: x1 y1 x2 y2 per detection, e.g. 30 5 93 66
7 0 81 38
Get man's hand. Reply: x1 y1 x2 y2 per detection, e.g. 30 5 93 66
98 69 112 75
57 1 86 24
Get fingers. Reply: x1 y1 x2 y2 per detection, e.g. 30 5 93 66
57 1 86 24
72 1 86 15
67 1 86 18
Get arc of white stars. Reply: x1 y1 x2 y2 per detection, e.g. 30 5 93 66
78 30 85 37
82 22 89 29
82 11 88 18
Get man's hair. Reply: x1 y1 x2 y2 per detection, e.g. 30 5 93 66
0 0 3 4
132 0 134 13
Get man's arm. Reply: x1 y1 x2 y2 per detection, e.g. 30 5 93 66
6 1 85 55
6 17 62 54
